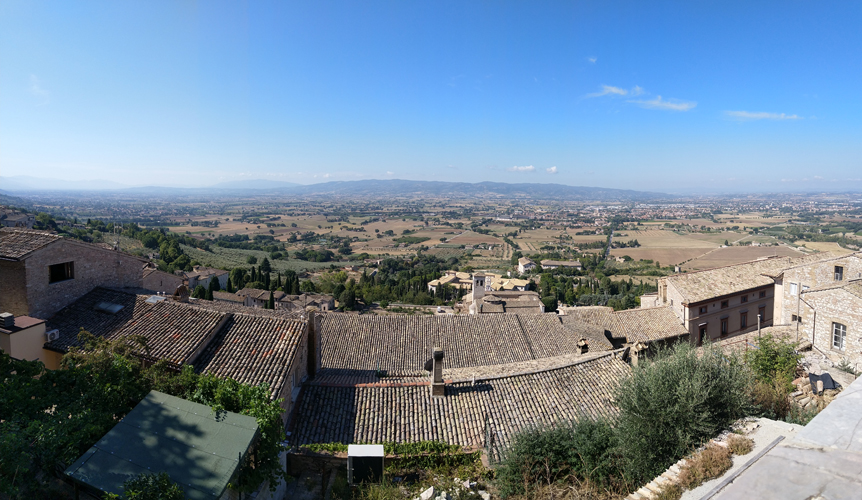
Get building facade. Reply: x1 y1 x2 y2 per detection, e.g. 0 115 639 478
0 229 145 319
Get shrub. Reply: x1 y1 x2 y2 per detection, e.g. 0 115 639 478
655 482 683 500
785 404 820 426
495 417 623 498
745 334 800 386
727 435 754 456
750 378 792 419
614 342 751 483
120 472 184 500
677 444 732 490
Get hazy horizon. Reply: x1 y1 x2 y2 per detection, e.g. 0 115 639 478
2 2 861 193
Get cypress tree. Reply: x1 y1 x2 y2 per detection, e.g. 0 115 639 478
268 290 275 309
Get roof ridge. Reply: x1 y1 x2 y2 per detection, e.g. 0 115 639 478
667 255 793 279
446 348 628 384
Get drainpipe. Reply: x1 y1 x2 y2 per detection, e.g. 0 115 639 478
799 295 817 347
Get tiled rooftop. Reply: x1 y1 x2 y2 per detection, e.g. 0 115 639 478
613 306 689 343
45 288 156 352
45 287 307 399
319 313 616 374
560 306 625 339
194 313 306 399
667 253 834 304
0 228 61 259
292 351 630 460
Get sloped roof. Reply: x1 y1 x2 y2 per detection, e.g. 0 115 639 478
0 228 61 259
319 313 614 374
613 306 689 343
291 351 630 461
560 306 625 339
45 288 156 352
194 314 306 399
802 279 862 300
65 391 258 500
667 254 832 304
212 291 244 303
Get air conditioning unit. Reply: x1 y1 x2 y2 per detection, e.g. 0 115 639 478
45 329 60 342
347 444 384 485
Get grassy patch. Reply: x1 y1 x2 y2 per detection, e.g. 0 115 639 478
654 483 683 500
677 445 732 490
727 435 754 456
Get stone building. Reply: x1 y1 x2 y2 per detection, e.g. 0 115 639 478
647 255 826 345
792 280 862 365
517 257 535 274
0 228 145 319
185 265 229 291
142 265 185 295
769 252 862 325
540 259 583 271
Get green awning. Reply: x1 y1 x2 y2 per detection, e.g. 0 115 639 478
65 390 259 499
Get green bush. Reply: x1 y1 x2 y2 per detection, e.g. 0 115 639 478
744 334 800 386
495 417 623 498
614 342 752 483
112 472 184 500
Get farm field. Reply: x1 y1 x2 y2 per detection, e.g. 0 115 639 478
609 247 710 266
793 241 856 255
681 245 805 271
444 230 504 246
181 245 335 272
616 229 718 248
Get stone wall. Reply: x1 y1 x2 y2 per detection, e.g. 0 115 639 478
142 269 184 295
0 260 29 316
23 240 144 319
663 280 773 344
804 288 862 365
776 255 862 325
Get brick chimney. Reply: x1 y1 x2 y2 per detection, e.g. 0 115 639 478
577 338 589 355
631 342 648 366
431 347 445 397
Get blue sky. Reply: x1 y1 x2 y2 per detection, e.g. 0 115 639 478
2 1 861 193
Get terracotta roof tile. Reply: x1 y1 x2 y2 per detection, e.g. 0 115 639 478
613 306 689 343
292 352 630 460
0 228 61 259
194 314 306 399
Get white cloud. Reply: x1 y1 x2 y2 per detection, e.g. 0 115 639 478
586 85 629 98
628 96 697 111
546 166 558 174
507 165 536 172
587 57 597 64
385 171 394 175
323 173 332 178
29 75 50 104
724 111 802 121
630 85 644 96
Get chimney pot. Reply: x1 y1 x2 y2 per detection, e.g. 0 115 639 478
431 347 445 397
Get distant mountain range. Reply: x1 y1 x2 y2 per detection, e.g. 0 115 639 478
0 176 671 201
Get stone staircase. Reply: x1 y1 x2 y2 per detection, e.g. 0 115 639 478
624 457 688 500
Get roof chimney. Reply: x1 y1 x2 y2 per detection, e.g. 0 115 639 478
577 338 589 355
431 347 445 397
0 313 13 329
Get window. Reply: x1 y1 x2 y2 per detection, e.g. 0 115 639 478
758 305 766 322
48 262 74 283
832 322 847 350
790 283 798 296
720 318 728 336
791 314 801 323
835 266 844 281
699 325 708 345
699 306 708 314
740 312 747 329
721 300 729 309
741 295 748 303
759 291 766 298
